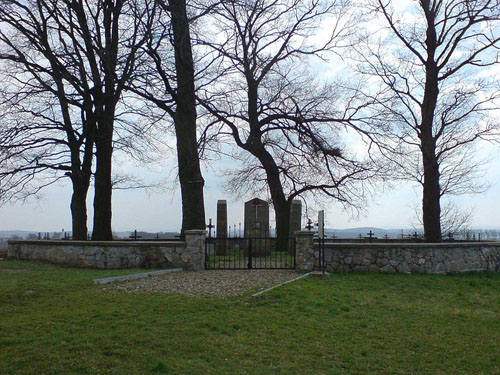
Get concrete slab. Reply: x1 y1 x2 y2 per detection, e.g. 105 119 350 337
93 268 183 285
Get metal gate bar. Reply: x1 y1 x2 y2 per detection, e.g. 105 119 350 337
205 237 296 270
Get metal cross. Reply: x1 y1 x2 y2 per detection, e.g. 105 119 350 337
206 218 215 238
367 230 375 242
305 218 314 231
129 230 142 240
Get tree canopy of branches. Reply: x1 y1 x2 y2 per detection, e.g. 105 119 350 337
198 0 379 247
355 0 500 242
0 0 154 240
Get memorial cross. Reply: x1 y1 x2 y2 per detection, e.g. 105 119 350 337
129 230 142 240
206 218 215 238
305 218 314 231
252 198 262 222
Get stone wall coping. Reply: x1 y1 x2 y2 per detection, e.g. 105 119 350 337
296 231 315 236
7 240 184 247
317 241 500 248
184 229 207 235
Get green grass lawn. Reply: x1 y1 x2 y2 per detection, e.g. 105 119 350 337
1 260 499 375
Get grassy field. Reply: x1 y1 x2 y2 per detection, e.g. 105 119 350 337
1 260 499 375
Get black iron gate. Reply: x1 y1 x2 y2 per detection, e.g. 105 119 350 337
205 237 296 270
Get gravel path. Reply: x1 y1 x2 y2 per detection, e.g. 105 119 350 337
103 269 304 297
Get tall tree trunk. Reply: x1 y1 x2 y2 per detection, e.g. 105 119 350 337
420 9 442 243
421 149 441 242
247 138 291 251
92 123 114 240
70 177 90 240
170 0 206 234
91 1 119 241
420 86 441 242
261 157 290 249
245 75 292 249
274 198 292 251
420 89 442 243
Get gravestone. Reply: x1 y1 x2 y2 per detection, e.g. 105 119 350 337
216 200 228 255
244 198 270 256
288 200 302 255
289 200 302 237
216 200 228 239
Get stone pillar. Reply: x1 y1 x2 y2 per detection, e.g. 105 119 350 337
216 200 228 255
295 231 316 272
289 200 302 237
216 200 228 239
184 230 206 270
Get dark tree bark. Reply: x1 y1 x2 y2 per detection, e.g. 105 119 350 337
70 178 91 240
127 0 207 235
90 1 121 240
420 16 442 242
82 0 151 240
92 123 115 240
169 0 206 234
258 151 291 249
67 111 94 240
243 131 291 248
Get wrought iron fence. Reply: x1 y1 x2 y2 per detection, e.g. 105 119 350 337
205 236 296 270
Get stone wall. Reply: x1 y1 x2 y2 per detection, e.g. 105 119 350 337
318 242 500 274
8 230 206 270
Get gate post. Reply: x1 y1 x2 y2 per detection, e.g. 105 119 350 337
184 230 206 270
248 238 253 269
295 231 315 272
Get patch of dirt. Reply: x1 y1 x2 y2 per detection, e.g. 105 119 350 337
103 269 304 297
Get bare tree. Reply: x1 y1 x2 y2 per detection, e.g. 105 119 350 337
126 0 215 235
0 1 98 239
0 0 155 240
355 0 500 242
197 0 380 248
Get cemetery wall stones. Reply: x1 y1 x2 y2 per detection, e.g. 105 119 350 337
7 230 206 270
317 242 500 273
7 229 500 274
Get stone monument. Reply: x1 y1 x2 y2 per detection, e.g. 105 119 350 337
216 200 228 255
244 198 271 256
288 200 302 255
